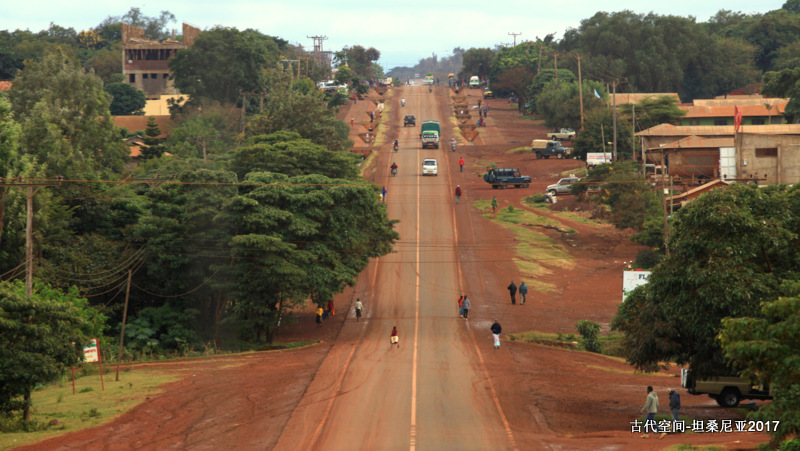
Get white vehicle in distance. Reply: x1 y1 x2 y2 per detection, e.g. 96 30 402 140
546 177 580 195
422 159 438 176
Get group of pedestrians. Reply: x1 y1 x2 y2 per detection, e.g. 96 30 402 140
457 295 471 319
506 281 528 305
639 385 681 439
315 300 336 326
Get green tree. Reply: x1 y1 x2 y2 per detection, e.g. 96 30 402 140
458 47 495 81
95 8 176 41
0 96 21 251
762 67 800 122
104 82 146 115
719 281 800 447
618 95 686 132
221 172 397 342
612 184 800 379
247 67 352 152
141 117 164 159
170 27 280 104
333 46 380 79
0 280 103 421
334 66 354 86
9 49 128 177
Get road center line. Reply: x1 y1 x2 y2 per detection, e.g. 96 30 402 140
409 133 421 450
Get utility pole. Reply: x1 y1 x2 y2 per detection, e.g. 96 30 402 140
611 79 618 161
508 32 522 47
1 177 61 296
576 54 584 130
115 269 132 381
631 104 636 159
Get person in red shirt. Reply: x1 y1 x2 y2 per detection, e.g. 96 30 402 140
390 326 399 348
458 157 465 172
455 185 462 204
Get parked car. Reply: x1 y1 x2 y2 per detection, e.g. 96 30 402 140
550 128 576 141
483 168 531 189
681 369 772 408
546 177 581 195
404 115 416 127
422 158 438 176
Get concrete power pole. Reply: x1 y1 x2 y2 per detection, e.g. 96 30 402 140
508 32 522 47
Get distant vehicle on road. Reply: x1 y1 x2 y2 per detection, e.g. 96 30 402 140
546 177 581 195
420 121 441 149
550 128 576 141
422 158 438 176
469 76 480 88
404 115 416 127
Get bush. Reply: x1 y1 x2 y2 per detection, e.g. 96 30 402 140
576 320 602 353
633 249 662 269
524 194 548 204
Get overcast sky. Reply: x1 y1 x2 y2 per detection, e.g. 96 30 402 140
1 0 787 70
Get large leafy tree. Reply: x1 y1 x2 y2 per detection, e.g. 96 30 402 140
719 281 800 448
333 45 380 79
458 47 495 81
170 27 280 104
0 280 104 421
95 8 176 41
612 184 800 379
9 49 128 177
222 172 397 343
762 67 800 122
247 68 352 152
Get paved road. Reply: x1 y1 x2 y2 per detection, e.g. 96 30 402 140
275 86 519 451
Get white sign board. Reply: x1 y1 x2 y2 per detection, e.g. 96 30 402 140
622 270 651 302
83 338 100 363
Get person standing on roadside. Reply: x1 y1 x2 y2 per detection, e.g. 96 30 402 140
491 196 498 214
461 295 471 319
316 306 324 327
351 116 354 127
519 281 528 305
355 298 363 322
381 186 387 203
390 326 399 348
640 386 666 438
455 185 462 204
668 388 681 422
507 281 517 305
490 320 502 349
328 299 335 316
458 295 464 317
458 157 465 172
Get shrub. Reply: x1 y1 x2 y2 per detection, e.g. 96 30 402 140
576 320 602 353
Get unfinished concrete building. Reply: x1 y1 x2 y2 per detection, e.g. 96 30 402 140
122 23 201 98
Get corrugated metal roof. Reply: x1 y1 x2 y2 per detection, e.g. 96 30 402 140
660 136 734 149
681 103 786 118
612 93 680 104
637 124 800 137
694 97 787 107
0 81 11 91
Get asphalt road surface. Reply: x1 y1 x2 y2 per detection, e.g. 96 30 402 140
274 86 521 450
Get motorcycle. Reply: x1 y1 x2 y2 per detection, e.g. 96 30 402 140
451 141 457 152
401 99 405 107
391 167 397 176
429 86 433 93
393 143 399 152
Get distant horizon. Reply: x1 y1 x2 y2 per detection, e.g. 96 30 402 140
0 0 786 70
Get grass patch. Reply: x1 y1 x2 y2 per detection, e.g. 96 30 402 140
509 329 629 358
667 445 722 451
505 146 530 154
0 370 179 449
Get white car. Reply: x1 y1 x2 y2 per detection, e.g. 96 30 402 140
422 159 438 176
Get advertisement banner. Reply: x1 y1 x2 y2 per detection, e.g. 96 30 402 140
622 270 651 302
83 338 100 363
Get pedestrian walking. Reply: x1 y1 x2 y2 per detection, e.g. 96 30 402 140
491 196 498 214
381 186 387 202
668 388 681 422
328 299 335 316
315 306 324 327
640 386 667 438
390 326 399 348
370 111 374 123
519 281 528 305
490 320 502 349
461 295 471 319
507 281 517 305
458 157 465 172
458 295 464 317
455 185 462 204
353 94 357 104
351 116 354 127
478 99 482 109
355 298 363 321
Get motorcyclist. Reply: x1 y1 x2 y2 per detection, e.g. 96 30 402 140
401 98 405 107
393 139 399 151
390 162 398 175
450 138 457 151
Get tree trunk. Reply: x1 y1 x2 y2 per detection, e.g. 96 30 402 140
23 388 31 421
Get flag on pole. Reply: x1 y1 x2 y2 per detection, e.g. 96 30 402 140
734 106 742 132
594 88 601 99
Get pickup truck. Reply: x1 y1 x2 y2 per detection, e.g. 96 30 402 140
550 129 576 141
531 139 571 159
483 168 531 189
681 369 772 408
420 121 441 149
